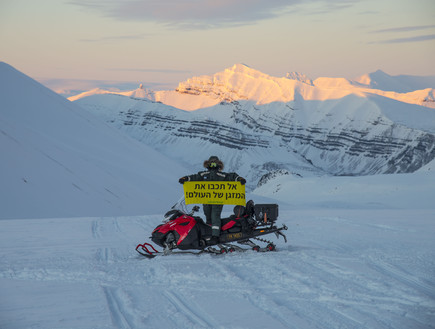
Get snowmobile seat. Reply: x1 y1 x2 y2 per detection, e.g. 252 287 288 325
219 204 246 232
221 216 240 232
221 216 253 233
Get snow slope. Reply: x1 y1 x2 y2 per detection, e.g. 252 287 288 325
253 167 435 210
1 171 434 329
0 62 187 219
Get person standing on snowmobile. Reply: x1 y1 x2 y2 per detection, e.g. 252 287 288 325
179 156 246 245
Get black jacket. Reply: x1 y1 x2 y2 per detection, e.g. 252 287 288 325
186 168 243 183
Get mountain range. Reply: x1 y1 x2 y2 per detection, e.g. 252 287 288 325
2 61 434 218
71 64 435 188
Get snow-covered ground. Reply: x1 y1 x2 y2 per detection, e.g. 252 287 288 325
1 171 434 329
2 62 434 328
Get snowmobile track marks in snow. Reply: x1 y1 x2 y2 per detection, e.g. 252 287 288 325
96 247 114 264
92 219 102 239
219 262 299 329
164 290 219 328
223 256 371 329
366 257 435 300
103 286 135 329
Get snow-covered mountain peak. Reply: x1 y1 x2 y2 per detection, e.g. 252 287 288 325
285 72 313 85
355 69 400 90
354 69 435 93
123 84 153 98
356 69 388 85
227 63 252 72
179 63 277 89
171 64 299 108
224 63 269 79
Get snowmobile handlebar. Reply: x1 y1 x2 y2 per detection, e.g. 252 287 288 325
190 206 200 214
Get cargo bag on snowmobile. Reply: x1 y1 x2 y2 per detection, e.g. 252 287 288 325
254 204 279 223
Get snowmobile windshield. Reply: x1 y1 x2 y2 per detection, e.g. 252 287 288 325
163 196 199 222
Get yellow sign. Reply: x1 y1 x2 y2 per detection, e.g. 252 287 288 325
183 181 246 206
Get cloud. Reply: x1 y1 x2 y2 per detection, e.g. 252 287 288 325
371 25 435 34
367 25 435 44
69 0 359 29
357 10 379 15
302 1 357 16
108 68 192 74
80 33 152 42
377 34 435 44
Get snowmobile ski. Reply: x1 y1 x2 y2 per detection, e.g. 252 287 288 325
136 243 234 258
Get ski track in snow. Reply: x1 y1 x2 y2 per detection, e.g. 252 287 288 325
163 290 221 328
103 286 135 329
365 256 435 300
1 210 435 329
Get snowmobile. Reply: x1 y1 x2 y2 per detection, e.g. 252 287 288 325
136 199 288 258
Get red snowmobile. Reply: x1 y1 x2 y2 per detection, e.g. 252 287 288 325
136 200 288 258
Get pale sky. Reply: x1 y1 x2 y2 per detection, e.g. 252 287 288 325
1 0 434 88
